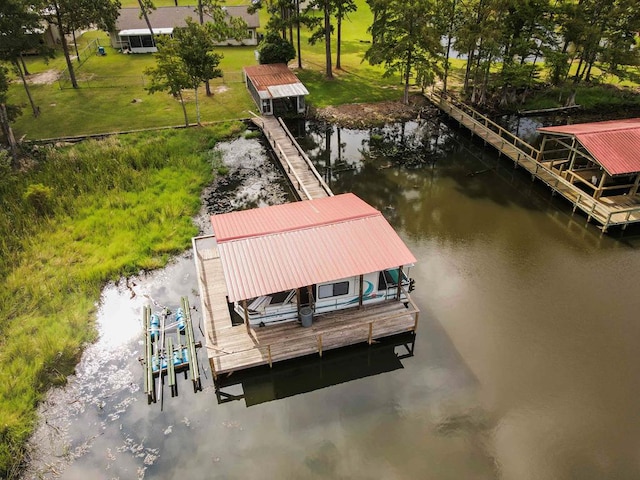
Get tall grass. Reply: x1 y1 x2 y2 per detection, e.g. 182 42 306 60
0 122 245 478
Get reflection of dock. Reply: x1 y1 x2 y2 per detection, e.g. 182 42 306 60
214 332 416 406
251 115 333 200
426 90 640 232
192 232 419 379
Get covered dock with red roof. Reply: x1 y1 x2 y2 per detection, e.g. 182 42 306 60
192 194 419 377
538 118 640 200
244 63 308 116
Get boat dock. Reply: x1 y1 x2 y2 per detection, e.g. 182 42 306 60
425 90 640 232
192 234 419 379
250 115 333 200
193 125 420 379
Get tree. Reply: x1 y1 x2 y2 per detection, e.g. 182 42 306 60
175 18 223 124
44 0 121 89
137 0 156 43
306 0 334 78
334 0 356 69
144 36 192 126
258 30 296 64
197 0 248 95
0 65 21 166
365 0 443 104
0 0 53 116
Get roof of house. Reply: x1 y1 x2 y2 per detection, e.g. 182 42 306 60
210 193 417 302
244 63 309 99
538 118 640 176
115 5 259 32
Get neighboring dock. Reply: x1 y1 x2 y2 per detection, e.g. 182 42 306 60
425 90 640 232
250 115 333 200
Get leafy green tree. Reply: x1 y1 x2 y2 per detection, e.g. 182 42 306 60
334 0 356 69
306 0 334 78
258 30 296 64
0 0 53 116
197 0 248 95
144 36 192 126
137 0 156 43
44 0 121 89
365 0 443 104
174 18 223 124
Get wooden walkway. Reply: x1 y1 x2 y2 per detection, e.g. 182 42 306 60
251 115 333 200
192 235 419 378
192 117 420 378
425 90 640 232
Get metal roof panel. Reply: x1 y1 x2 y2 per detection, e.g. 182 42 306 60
538 118 640 175
211 194 416 302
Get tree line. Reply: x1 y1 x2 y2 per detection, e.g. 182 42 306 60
263 0 640 105
2 0 640 159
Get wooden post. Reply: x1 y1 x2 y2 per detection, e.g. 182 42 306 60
267 345 272 368
368 322 373 345
396 266 403 301
537 136 547 162
317 335 323 357
242 299 250 334
413 311 419 332
358 275 364 309
307 285 314 310
567 138 578 176
210 358 217 381
630 174 640 196
595 172 606 199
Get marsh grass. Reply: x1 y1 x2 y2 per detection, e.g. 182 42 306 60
0 122 243 478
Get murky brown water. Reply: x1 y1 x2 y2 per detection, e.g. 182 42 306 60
23 121 640 480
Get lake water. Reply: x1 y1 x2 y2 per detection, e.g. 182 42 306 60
23 119 640 480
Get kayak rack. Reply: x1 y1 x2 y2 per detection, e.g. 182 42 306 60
141 296 202 408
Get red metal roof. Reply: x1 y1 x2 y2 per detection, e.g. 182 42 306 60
243 64 301 91
210 194 417 302
538 118 640 176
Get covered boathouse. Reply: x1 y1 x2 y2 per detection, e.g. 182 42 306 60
537 119 640 201
244 63 308 115
192 193 419 378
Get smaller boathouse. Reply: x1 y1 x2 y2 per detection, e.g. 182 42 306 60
244 64 308 116
192 193 419 378
538 119 640 201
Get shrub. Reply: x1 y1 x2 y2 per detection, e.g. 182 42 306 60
23 183 54 215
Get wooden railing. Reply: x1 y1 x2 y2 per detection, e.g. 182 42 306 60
212 299 419 372
277 118 334 197
426 89 640 232
430 89 540 160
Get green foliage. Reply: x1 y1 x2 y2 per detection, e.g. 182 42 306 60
23 183 54 216
258 30 297 64
365 0 443 103
0 124 242 478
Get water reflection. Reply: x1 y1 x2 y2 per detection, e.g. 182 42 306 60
23 121 640 480
215 333 416 407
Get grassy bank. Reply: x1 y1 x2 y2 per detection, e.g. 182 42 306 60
0 122 245 478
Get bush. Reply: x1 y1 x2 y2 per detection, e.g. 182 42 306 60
23 183 54 215
258 31 296 65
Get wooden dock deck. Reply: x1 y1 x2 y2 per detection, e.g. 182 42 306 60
425 90 640 232
192 115 419 379
251 115 333 200
192 235 419 378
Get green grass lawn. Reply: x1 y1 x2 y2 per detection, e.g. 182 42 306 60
7 0 405 140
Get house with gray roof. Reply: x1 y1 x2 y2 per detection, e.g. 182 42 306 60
110 6 259 53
